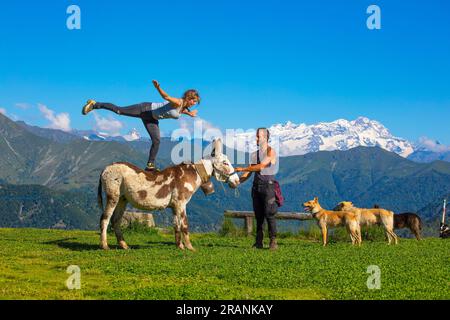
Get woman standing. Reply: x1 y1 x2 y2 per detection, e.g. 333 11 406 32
81 80 200 171
235 128 279 250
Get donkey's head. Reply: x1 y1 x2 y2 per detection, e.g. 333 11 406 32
207 139 240 189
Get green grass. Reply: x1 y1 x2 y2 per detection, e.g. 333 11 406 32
0 227 449 300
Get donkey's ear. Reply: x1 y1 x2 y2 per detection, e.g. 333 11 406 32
212 138 223 157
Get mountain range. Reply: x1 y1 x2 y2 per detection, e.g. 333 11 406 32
231 117 415 157
408 142 450 163
16 121 144 143
18 116 449 163
1 113 449 235
229 116 450 163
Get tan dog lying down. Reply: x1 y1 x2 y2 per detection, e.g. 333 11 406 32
303 197 362 246
334 201 398 245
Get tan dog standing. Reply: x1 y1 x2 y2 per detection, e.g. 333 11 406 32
303 197 362 246
334 201 398 245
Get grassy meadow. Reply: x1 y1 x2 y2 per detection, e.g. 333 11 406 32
0 226 449 300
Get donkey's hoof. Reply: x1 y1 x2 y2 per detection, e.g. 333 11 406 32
119 241 129 250
186 245 196 252
101 244 110 250
177 244 185 250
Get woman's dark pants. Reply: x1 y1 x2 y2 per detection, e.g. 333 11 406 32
94 102 160 164
252 181 278 245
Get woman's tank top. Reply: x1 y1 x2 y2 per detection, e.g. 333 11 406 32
150 100 184 120
253 148 276 184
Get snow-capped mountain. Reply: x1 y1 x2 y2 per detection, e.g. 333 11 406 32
122 128 141 141
77 129 143 142
82 132 108 141
229 117 415 158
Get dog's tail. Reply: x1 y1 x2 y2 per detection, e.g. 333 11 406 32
97 172 103 211
417 215 423 230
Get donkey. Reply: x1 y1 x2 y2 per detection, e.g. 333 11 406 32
97 139 239 251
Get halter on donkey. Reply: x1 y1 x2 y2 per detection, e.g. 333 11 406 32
97 139 239 251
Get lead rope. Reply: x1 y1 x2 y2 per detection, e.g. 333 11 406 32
234 186 240 198
219 180 226 195
218 172 240 198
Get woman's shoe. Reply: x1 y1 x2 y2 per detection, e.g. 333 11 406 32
252 243 263 249
145 162 160 172
269 239 278 251
82 99 97 115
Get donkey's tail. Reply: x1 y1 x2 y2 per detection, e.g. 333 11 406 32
97 173 103 211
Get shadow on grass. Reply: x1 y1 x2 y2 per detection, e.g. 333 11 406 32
43 237 262 251
43 238 176 251
145 239 249 249
42 238 102 251
146 240 175 246
200 241 247 249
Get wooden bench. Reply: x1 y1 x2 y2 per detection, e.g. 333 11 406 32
224 210 313 235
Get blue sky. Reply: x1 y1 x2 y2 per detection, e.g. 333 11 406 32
0 0 449 143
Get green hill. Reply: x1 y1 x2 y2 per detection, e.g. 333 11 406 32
0 113 150 189
276 147 450 215
0 184 98 229
419 192 450 230
0 228 448 300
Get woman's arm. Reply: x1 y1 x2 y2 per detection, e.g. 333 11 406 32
238 171 253 184
182 108 198 117
235 148 276 172
152 80 182 108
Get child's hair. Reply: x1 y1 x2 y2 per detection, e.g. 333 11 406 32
182 89 201 104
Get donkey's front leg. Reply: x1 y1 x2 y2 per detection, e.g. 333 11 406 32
181 209 195 252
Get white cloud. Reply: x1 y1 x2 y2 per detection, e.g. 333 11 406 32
417 136 450 153
15 102 31 110
38 103 71 132
178 116 222 136
0 107 6 115
92 112 124 136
